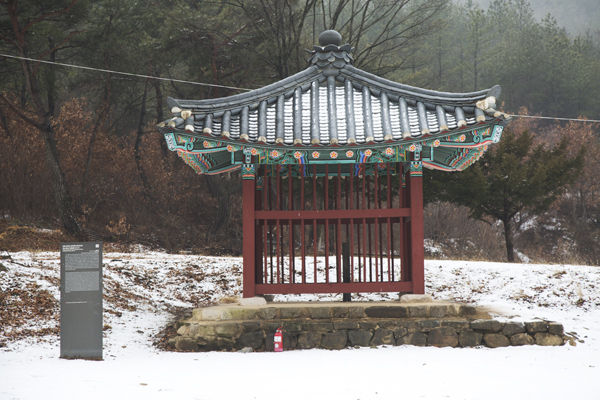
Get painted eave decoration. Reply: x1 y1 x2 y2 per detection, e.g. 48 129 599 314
158 30 510 175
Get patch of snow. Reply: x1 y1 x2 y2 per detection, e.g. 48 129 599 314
424 239 443 255
1 251 599 399
515 250 531 263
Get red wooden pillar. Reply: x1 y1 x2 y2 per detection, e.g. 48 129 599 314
408 161 425 294
242 165 256 298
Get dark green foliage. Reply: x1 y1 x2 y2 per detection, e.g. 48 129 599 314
428 129 584 261
0 0 598 260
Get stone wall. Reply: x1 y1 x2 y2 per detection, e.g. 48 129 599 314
170 302 566 352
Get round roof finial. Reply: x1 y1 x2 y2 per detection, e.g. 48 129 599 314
319 30 342 46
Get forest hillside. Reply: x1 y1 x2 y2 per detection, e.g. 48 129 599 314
0 0 598 264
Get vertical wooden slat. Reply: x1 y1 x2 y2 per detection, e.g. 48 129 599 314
324 165 329 284
263 219 268 283
361 169 367 281
276 167 281 283
312 165 317 283
386 164 392 281
255 180 263 286
242 177 256 298
349 171 355 281
263 167 269 283
301 171 306 283
374 169 380 281
336 165 342 283
367 175 373 281
409 167 425 294
288 166 294 283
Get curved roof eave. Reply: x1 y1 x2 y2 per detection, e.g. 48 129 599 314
168 66 321 112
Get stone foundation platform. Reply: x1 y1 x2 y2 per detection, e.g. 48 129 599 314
170 299 566 352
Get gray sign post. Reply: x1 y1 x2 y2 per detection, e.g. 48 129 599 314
60 242 103 360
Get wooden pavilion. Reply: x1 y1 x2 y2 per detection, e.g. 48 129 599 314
158 30 509 298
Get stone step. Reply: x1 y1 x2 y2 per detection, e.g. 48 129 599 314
188 301 480 323
172 316 566 352
169 301 568 352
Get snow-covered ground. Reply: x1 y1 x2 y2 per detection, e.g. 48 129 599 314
1 251 599 399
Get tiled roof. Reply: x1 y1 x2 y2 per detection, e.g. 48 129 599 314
159 30 509 175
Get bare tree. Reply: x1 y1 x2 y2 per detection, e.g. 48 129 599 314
0 0 85 237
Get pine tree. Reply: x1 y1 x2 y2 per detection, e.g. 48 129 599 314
428 128 583 262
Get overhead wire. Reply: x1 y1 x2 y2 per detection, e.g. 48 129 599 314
1 52 600 123
508 114 600 123
0 52 253 92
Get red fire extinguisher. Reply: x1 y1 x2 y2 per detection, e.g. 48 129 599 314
274 327 283 352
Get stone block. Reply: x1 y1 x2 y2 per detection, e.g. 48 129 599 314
348 307 365 319
303 321 333 332
441 319 470 330
333 320 360 330
391 326 409 340
321 331 348 349
502 322 525 336
237 331 264 350
458 330 482 347
548 323 564 336
429 305 450 318
359 320 378 330
458 305 477 316
197 307 232 321
279 307 308 319
428 327 458 347
483 333 510 348
408 305 430 318
241 321 261 332
371 329 395 346
309 307 332 319
471 319 503 333
510 333 534 346
217 337 236 351
378 319 401 329
282 321 303 333
331 306 350 318
175 336 198 352
365 306 408 318
417 319 440 332
399 294 433 303
176 324 190 336
446 304 462 316
261 321 283 332
297 332 323 349
283 332 298 350
348 329 373 347
535 333 563 346
525 321 548 334
400 320 419 333
239 297 267 306
400 332 428 346
258 307 279 320
188 324 216 339
228 308 259 320
215 322 242 338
